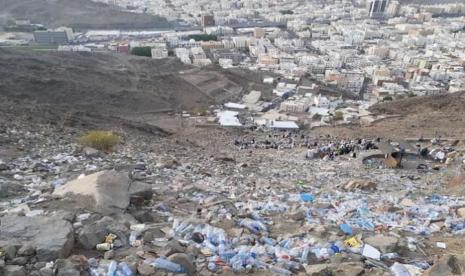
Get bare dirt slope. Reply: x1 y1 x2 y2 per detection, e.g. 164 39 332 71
312 92 465 139
0 48 271 131
0 0 170 30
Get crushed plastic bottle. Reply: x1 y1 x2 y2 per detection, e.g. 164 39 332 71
107 261 117 276
118 262 134 276
149 258 186 273
390 262 411 276
239 218 267 234
339 223 353 235
300 192 314 202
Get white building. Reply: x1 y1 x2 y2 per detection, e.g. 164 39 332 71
151 47 168 59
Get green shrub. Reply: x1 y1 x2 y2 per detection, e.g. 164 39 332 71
187 34 217 41
383 96 393 101
333 111 344 121
280 10 294 15
78 131 120 152
131 46 152 57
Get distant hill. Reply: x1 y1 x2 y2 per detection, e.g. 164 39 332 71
311 91 465 139
0 48 272 129
0 0 171 30
400 0 464 5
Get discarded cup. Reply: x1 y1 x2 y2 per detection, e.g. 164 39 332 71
96 243 112 251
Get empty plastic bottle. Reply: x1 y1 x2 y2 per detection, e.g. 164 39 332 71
301 247 310 263
150 258 186 273
239 218 267 234
269 266 292 275
118 262 134 276
339 223 353 235
107 261 117 276
207 262 217 272
390 262 411 276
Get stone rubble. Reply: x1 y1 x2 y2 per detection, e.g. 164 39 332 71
1 125 465 275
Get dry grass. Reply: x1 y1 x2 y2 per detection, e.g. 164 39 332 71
78 131 120 152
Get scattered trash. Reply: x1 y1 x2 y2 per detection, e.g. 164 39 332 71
96 243 112 251
362 244 381 260
339 223 353 235
148 258 187 273
300 192 314 202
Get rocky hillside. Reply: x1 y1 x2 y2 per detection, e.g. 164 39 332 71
0 0 171 30
313 91 465 139
0 48 272 131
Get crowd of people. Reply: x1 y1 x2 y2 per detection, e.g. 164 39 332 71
306 138 378 160
233 131 379 160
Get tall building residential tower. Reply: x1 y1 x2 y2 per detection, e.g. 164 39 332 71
368 0 389 18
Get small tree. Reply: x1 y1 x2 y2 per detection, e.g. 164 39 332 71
187 34 218 41
383 96 393 102
312 113 322 121
280 10 294 15
131 47 152 57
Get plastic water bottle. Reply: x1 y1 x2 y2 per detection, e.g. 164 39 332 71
219 241 236 262
301 247 310 263
107 261 117 276
390 262 410 276
207 262 217 272
300 193 314 202
269 266 292 275
381 252 400 260
150 258 186 273
240 218 267 234
118 262 135 276
339 223 353 235
129 231 138 245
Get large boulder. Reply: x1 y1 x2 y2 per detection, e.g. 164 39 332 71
0 215 74 262
53 170 152 214
77 216 128 250
3 265 27 276
424 254 465 276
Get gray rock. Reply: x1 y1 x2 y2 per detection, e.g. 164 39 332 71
129 181 153 200
364 234 399 253
104 250 115 260
53 170 131 214
56 268 81 276
4 265 26 276
77 216 114 250
4 245 18 260
33 262 46 270
39 268 53 276
10 257 28 265
303 262 365 276
0 163 8 171
54 256 88 276
0 216 74 262
288 210 306 221
137 263 155 276
17 244 35 256
83 147 101 158
168 253 196 276
160 240 185 257
157 159 179 169
424 254 465 276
